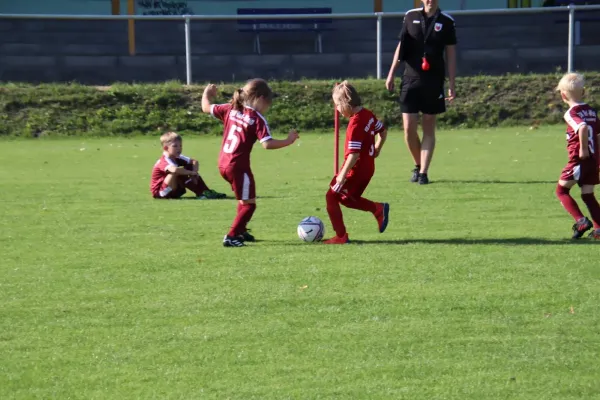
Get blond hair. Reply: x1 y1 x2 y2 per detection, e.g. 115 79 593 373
231 78 274 111
332 80 362 108
160 131 182 147
556 72 585 101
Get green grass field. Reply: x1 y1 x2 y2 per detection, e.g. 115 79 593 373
1 126 599 400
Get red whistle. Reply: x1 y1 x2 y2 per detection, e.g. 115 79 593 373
421 57 430 71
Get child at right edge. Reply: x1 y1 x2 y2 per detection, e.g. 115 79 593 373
324 81 390 244
555 72 600 239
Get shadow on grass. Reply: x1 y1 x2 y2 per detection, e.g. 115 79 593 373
177 197 231 201
350 237 591 246
176 195 288 200
434 179 556 185
269 237 593 246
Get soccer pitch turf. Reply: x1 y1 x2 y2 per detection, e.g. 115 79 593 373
1 126 599 399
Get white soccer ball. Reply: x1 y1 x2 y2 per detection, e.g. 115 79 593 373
297 216 325 242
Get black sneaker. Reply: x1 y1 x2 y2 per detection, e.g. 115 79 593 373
238 230 255 242
572 217 593 239
203 189 227 199
223 235 245 247
410 168 420 183
418 173 430 185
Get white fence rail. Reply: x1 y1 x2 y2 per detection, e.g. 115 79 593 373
2 4 600 84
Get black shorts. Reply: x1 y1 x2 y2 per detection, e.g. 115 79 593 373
399 77 446 115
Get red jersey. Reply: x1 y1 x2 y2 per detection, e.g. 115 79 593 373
211 103 272 170
150 152 191 195
344 108 386 175
564 103 600 163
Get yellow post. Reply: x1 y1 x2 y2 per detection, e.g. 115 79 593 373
414 0 420 8
112 0 120 15
507 0 518 7
374 0 382 12
128 0 135 56
521 0 531 7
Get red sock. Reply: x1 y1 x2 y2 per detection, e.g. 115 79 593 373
326 190 346 237
341 196 377 213
185 176 209 196
228 203 256 237
556 185 584 221
581 193 600 229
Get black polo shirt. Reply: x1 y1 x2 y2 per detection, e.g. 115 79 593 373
398 7 457 81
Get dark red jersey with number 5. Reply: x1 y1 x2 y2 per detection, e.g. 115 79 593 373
210 103 272 170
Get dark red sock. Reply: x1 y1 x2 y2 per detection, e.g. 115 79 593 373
341 196 377 213
556 185 584 221
326 190 346 237
185 176 209 196
228 203 256 237
581 193 600 229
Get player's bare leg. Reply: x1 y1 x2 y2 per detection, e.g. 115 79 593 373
557 180 592 239
419 114 437 185
402 113 421 182
580 184 600 239
164 173 178 190
224 198 257 247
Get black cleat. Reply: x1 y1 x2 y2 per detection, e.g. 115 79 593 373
238 230 255 242
223 235 245 247
410 168 420 183
418 173 430 185
572 217 593 239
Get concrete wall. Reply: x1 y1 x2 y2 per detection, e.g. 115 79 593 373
1 10 599 84
0 0 515 15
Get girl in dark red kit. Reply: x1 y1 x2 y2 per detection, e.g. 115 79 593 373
202 79 299 247
324 81 390 244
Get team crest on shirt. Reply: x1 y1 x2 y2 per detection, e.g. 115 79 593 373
434 22 443 32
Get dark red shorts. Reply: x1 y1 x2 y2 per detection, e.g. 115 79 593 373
219 166 256 200
560 157 600 186
329 171 373 200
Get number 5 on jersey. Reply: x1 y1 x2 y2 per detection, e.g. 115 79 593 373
223 125 242 154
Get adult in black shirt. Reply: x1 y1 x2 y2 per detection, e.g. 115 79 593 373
385 0 457 185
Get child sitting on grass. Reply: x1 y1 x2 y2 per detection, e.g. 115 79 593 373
150 131 226 200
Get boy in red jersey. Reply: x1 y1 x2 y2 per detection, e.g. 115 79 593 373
324 81 390 244
555 73 600 239
201 79 299 247
150 131 226 199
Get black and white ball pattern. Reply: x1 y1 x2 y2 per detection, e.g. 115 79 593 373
297 216 325 242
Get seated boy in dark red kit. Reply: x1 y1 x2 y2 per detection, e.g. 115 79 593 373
150 131 226 199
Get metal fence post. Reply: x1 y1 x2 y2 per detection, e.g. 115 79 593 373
568 4 575 72
376 13 382 79
184 16 192 85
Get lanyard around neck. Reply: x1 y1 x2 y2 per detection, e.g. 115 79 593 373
420 8 441 45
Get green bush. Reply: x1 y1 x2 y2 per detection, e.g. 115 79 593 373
1 73 599 137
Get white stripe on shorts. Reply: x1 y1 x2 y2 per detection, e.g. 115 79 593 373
573 164 581 181
242 173 251 200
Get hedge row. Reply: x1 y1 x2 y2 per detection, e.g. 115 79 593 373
1 73 599 137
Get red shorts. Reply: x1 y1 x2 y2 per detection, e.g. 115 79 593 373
330 170 373 200
560 157 600 186
220 166 256 200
